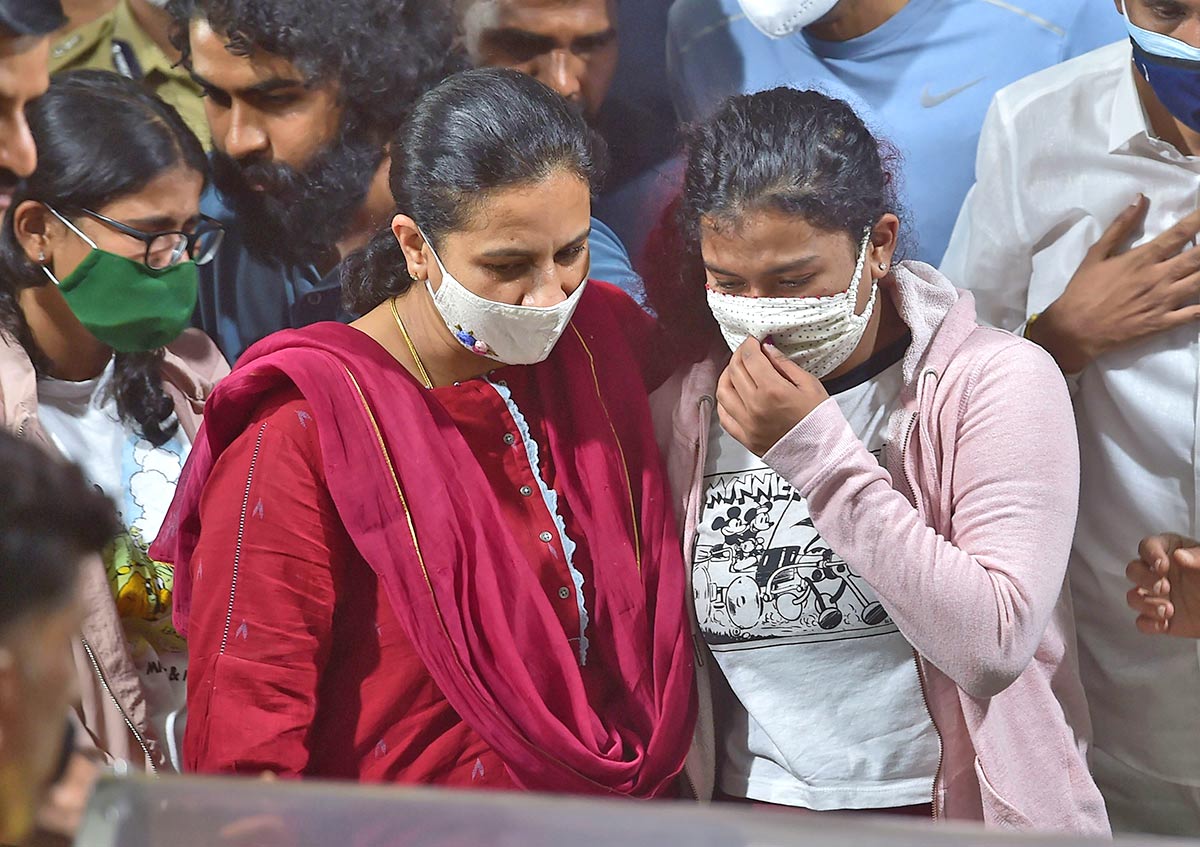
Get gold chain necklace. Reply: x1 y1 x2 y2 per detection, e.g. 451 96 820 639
389 296 433 389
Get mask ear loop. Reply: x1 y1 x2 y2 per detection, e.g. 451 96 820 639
851 227 878 318
41 206 99 287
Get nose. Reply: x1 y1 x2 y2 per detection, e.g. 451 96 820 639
1178 18 1200 48
538 50 584 104
524 265 582 308
0 111 38 178
221 103 269 160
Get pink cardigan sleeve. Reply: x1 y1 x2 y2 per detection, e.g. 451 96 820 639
762 341 1079 699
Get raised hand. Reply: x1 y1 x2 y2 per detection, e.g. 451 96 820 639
716 339 830 457
1029 198 1200 374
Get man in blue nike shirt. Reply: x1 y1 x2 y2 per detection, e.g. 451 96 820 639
667 0 1124 263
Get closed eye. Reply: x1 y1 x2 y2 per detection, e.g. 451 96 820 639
555 243 587 264
485 261 530 281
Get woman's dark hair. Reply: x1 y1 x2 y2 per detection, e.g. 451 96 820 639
646 87 904 362
0 428 118 635
342 68 605 312
0 70 208 446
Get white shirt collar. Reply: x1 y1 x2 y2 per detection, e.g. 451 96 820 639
1107 42 1152 154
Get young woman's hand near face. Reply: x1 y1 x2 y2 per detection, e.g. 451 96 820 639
717 338 830 456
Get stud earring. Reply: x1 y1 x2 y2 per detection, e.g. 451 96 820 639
38 251 45 262
878 263 888 272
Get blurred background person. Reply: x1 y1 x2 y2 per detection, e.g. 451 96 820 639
49 0 208 146
0 428 117 845
666 0 1124 264
0 71 227 775
942 0 1200 834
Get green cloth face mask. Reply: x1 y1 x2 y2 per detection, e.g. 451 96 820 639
43 208 198 353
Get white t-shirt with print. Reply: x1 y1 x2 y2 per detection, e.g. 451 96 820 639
694 353 939 810
38 361 190 771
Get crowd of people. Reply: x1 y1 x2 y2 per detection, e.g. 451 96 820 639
1 0 1199 843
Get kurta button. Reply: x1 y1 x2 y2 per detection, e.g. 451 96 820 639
520 485 534 497
558 587 571 600
504 433 516 445
540 531 554 543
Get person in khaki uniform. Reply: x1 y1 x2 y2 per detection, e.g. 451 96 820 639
49 0 207 147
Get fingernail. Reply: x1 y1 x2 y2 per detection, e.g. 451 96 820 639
1155 579 1168 594
1159 605 1169 619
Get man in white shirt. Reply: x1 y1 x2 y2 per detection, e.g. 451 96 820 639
941 0 1200 834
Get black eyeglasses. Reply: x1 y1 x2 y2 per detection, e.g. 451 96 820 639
76 209 226 270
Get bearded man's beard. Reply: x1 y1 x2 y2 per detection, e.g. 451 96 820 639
211 126 384 266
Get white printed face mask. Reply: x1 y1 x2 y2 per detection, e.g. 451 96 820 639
737 0 841 38
706 229 875 378
422 233 588 366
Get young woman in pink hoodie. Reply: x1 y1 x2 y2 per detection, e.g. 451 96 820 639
658 87 1108 833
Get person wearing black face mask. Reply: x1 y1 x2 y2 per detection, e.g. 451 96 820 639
942 0 1200 835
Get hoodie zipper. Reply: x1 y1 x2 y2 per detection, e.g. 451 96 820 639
913 650 942 821
678 395 715 803
81 637 157 774
899 371 941 820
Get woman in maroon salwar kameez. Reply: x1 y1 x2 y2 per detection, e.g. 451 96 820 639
151 69 695 796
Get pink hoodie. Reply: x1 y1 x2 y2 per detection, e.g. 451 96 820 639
658 262 1108 834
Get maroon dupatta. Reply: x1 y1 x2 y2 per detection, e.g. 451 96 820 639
153 286 696 797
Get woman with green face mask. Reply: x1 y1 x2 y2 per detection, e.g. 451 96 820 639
0 69 229 775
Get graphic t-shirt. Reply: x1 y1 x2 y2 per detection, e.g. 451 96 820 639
38 361 190 770
693 340 939 810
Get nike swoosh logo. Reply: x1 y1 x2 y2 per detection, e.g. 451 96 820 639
921 77 985 108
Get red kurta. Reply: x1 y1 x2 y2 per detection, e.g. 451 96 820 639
184 287 667 786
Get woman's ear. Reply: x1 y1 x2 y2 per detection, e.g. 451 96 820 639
869 213 900 279
391 214 430 284
11 201 59 267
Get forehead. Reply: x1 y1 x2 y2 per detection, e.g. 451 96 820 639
98 166 204 218
188 19 309 86
462 0 614 34
450 170 590 241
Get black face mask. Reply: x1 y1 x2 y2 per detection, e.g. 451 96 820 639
211 125 384 266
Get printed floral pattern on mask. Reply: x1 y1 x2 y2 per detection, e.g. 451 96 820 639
453 326 491 356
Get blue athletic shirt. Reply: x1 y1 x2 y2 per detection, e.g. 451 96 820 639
666 0 1124 264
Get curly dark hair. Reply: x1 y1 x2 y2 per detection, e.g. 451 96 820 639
342 68 606 313
0 428 118 634
167 0 464 142
646 87 906 363
0 71 208 447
